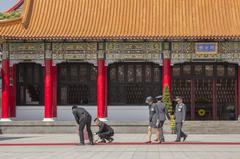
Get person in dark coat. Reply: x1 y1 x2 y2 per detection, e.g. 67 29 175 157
174 96 188 142
94 118 114 143
155 95 170 143
145 96 159 143
72 105 94 145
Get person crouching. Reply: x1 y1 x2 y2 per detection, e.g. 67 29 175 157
94 118 114 143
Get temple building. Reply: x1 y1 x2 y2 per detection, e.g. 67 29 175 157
1 0 240 121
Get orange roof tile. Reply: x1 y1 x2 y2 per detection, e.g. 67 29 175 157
1 0 240 40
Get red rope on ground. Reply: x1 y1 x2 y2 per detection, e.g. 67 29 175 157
1 142 240 146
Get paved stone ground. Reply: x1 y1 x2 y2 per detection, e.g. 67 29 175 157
0 134 240 159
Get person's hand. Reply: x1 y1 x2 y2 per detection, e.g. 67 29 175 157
156 120 160 127
167 113 171 120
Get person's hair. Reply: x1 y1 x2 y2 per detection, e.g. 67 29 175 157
94 118 100 122
153 98 157 103
145 96 153 103
155 95 162 100
72 105 78 110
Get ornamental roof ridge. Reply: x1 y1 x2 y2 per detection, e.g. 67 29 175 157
0 0 25 23
5 0 24 13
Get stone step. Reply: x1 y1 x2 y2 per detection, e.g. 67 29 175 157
1 121 240 134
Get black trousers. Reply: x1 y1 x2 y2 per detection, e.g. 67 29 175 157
176 122 187 140
159 121 165 140
78 116 93 144
98 131 114 140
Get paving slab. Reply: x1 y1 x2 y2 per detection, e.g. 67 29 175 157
0 134 240 159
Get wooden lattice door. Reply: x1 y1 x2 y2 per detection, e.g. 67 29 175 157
108 63 162 105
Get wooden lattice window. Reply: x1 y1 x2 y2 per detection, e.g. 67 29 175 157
108 63 162 105
58 63 96 105
172 62 237 120
16 63 43 106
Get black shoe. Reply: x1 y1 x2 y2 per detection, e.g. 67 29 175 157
183 135 188 142
107 138 114 143
89 141 95 145
77 143 85 146
160 138 165 142
98 139 106 143
174 140 180 142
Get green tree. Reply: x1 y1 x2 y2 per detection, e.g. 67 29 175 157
162 86 176 133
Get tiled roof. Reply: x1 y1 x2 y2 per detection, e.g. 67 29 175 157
1 0 240 40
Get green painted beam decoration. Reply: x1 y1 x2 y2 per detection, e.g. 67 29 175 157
0 11 21 20
172 42 240 63
9 43 45 60
106 42 162 62
52 42 98 60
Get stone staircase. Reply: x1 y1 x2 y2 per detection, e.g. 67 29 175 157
0 121 240 134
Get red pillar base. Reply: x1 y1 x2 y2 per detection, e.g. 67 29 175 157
0 118 12 122
98 118 108 121
43 118 55 122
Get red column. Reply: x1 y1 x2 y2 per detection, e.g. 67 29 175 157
97 59 107 120
190 80 195 120
44 59 54 121
235 79 238 120
1 59 11 121
10 65 16 118
238 65 240 120
162 58 171 93
52 66 57 118
212 80 217 120
105 66 108 117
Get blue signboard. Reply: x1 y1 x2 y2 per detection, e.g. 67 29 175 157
195 43 218 58
196 43 217 52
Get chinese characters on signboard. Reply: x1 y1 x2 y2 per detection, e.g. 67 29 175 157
195 43 218 58
196 43 218 54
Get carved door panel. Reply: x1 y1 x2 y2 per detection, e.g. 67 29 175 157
217 79 236 120
108 63 162 105
194 79 213 120
172 62 237 120
16 63 43 106
172 79 191 120
57 63 96 105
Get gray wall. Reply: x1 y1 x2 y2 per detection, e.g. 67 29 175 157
15 106 149 121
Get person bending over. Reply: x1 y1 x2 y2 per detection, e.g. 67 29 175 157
72 105 94 145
